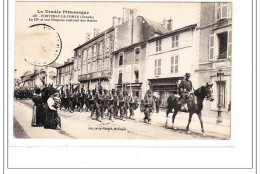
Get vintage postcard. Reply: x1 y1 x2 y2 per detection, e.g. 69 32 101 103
13 1 232 140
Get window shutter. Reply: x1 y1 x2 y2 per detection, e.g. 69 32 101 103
159 40 162 51
170 57 174 73
209 35 214 61
227 3 232 18
154 59 157 75
158 59 161 75
175 56 179 73
222 4 228 18
227 31 232 58
172 36 175 48
176 35 179 47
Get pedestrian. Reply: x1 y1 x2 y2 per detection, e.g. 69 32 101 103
31 88 46 127
42 87 61 130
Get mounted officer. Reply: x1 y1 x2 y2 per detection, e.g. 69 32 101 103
177 73 193 111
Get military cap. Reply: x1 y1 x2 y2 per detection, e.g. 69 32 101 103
185 73 191 77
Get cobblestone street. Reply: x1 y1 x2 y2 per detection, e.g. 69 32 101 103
13 99 231 140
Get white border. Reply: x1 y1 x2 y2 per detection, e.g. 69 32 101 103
4 0 256 172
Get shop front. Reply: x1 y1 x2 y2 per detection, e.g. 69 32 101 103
148 77 183 107
116 83 142 99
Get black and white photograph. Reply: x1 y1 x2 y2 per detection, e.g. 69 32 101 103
3 0 256 172
13 1 232 140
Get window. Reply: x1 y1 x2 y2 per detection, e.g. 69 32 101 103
118 71 122 84
172 35 179 48
83 49 87 65
119 52 124 66
99 42 103 56
87 47 92 60
93 44 97 57
134 47 140 63
154 59 161 76
209 35 214 61
217 3 228 20
134 70 139 83
217 32 228 59
156 40 162 52
217 81 226 108
171 55 179 74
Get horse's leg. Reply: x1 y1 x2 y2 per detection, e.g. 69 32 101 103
197 112 206 136
186 112 194 134
165 109 170 127
172 109 178 130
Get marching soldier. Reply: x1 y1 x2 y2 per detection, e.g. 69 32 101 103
143 90 156 124
129 92 139 119
123 91 130 118
118 91 125 121
113 90 120 118
90 89 96 119
85 90 91 112
95 87 104 122
79 89 86 112
106 89 115 121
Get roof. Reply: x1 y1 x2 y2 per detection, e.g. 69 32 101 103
142 17 169 34
113 24 197 54
147 24 197 43
56 61 74 68
74 26 115 50
49 62 62 68
113 40 146 54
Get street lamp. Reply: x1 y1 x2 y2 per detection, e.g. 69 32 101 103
217 69 224 124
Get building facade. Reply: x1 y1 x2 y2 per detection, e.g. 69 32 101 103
196 2 232 117
56 58 74 91
113 41 147 99
75 9 170 92
146 24 198 107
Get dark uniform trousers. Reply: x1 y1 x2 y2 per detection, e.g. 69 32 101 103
144 97 155 121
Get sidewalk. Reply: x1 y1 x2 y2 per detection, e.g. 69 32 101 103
133 109 231 139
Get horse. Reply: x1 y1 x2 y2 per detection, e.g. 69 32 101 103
165 83 214 135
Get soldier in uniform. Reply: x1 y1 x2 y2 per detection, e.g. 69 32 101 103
118 91 125 121
143 90 156 124
85 90 91 112
106 89 115 121
95 87 103 122
89 89 96 119
129 92 139 119
79 89 86 112
123 91 130 118
113 90 120 118
102 89 109 119
178 73 193 110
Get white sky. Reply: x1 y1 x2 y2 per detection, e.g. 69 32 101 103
15 2 200 78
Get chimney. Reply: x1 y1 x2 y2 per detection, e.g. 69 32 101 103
86 33 91 41
94 28 100 37
123 7 130 23
129 8 137 20
64 61 67 65
112 16 119 27
118 17 123 25
167 18 173 31
162 18 167 29
67 58 70 62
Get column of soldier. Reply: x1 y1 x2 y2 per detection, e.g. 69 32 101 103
59 86 140 122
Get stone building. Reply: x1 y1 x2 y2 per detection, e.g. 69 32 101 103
56 58 74 91
195 2 232 117
146 24 198 107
